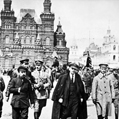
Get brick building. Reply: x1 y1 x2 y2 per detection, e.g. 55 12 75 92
0 0 69 69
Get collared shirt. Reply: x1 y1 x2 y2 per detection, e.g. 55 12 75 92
70 73 75 83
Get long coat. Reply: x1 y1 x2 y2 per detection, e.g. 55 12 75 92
9 76 34 108
51 72 86 119
92 72 115 117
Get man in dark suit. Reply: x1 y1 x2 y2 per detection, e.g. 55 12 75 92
9 66 34 119
51 63 86 119
5 58 35 102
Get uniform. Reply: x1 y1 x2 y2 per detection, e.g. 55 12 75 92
32 60 51 119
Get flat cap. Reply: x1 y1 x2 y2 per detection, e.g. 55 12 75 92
69 63 80 70
18 66 28 72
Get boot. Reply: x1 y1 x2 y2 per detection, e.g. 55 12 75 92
34 112 39 119
98 115 103 119
115 113 118 119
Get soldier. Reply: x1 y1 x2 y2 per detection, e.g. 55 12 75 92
92 63 115 119
32 59 51 119
9 65 34 119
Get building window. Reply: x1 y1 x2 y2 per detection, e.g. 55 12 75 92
30 38 32 44
113 55 116 60
5 35 10 44
26 36 30 44
46 37 50 45
21 36 24 44
113 45 116 50
24 39 26 44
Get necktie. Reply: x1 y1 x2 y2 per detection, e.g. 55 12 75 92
72 74 75 83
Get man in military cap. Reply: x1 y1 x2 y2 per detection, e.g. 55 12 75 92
9 65 34 119
32 58 51 119
52 62 85 119
92 63 115 119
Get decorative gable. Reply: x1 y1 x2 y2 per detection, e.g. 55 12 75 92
20 13 37 24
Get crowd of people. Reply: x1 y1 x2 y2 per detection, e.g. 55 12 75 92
0 57 118 119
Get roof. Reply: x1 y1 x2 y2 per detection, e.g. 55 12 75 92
16 9 41 24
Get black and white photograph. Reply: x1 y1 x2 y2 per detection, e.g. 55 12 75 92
0 0 119 119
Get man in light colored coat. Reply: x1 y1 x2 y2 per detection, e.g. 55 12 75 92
92 63 115 119
32 59 51 119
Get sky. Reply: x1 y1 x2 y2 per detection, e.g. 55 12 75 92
0 0 119 55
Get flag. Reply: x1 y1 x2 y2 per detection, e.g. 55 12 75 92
86 51 92 68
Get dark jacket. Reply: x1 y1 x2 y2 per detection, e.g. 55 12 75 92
9 76 34 108
51 72 86 119
0 76 5 92
5 69 35 98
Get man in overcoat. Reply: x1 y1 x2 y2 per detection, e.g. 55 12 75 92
51 63 86 119
9 65 34 119
92 63 115 119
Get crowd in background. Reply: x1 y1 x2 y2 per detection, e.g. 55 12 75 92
0 56 118 119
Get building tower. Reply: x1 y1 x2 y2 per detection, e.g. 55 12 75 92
102 28 119 68
54 20 69 64
40 0 55 49
69 39 79 63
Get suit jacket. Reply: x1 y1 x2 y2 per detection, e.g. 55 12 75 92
52 72 86 119
9 76 34 108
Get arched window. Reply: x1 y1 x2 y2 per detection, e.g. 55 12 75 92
46 37 50 45
26 36 30 44
113 45 116 50
5 35 10 44
24 39 26 44
113 55 116 60
31 36 35 44
21 36 24 44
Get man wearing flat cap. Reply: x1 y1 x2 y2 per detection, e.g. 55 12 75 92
92 63 115 119
5 58 35 102
51 62 86 119
9 65 34 119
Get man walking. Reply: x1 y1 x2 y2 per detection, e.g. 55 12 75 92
9 66 34 119
51 63 85 119
92 63 115 119
32 59 51 119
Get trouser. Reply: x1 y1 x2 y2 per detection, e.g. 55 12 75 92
0 101 3 117
34 99 47 119
98 115 108 119
61 98 79 119
12 107 28 119
114 100 119 119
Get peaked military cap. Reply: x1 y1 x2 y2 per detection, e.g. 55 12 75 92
99 63 108 67
20 58 29 64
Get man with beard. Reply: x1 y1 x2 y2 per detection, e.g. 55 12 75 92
5 58 35 101
92 63 115 119
9 66 34 119
51 62 85 119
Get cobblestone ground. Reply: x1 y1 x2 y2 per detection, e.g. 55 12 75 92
2 77 115 119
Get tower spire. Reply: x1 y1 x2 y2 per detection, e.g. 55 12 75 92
43 0 51 13
4 0 12 11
